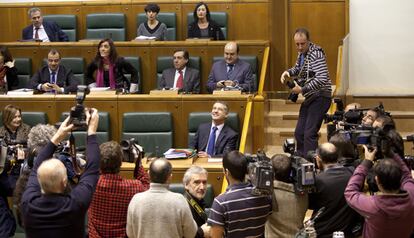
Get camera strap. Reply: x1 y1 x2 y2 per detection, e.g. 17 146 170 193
185 192 207 222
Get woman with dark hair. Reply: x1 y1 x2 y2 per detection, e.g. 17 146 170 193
0 104 30 142
187 2 225 40
85 39 140 93
0 47 19 92
137 3 167 41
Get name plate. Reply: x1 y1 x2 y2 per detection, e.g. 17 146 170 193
213 90 242 96
89 90 117 96
149 90 179 96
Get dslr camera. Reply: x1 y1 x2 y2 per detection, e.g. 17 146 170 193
283 139 316 194
69 85 90 129
246 150 274 196
286 71 315 103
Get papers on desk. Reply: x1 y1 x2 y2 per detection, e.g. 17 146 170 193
135 35 156 40
7 88 33 96
90 87 111 91
208 157 223 163
164 148 195 159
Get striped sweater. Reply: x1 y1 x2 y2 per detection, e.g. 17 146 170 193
287 42 332 100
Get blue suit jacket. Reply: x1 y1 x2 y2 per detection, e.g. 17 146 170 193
22 21 69 42
207 59 255 93
190 122 238 156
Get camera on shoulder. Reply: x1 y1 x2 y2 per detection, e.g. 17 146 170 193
246 150 274 196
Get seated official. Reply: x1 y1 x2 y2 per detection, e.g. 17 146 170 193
183 166 211 238
187 2 224 40
0 47 19 91
207 42 255 93
190 101 238 158
86 39 140 93
22 7 69 42
21 109 100 238
137 3 167 41
158 50 200 93
30 49 79 94
0 104 30 142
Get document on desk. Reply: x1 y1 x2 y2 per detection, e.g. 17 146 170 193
7 88 34 96
164 148 195 159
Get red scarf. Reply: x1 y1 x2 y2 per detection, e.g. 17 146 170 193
96 58 115 89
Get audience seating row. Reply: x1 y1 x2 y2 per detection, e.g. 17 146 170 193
42 12 228 41
13 56 257 91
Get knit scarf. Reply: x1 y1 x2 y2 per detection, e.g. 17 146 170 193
96 58 115 88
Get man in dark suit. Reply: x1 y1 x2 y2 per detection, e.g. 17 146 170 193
158 50 200 93
207 42 255 93
30 49 79 93
190 101 238 157
22 7 69 42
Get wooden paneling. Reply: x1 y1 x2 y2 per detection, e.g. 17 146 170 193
289 1 346 85
231 3 269 40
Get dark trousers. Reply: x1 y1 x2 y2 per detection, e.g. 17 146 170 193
294 96 331 157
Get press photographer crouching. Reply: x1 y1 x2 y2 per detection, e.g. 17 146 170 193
265 154 308 237
21 108 100 238
345 137 414 238
308 143 362 238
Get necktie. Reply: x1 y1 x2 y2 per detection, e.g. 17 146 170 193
51 71 56 84
299 54 305 67
227 64 234 80
176 70 184 89
207 126 218 156
34 27 39 40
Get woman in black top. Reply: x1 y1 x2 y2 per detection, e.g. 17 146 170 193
187 2 225 40
85 38 139 93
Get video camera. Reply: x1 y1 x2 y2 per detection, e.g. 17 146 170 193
283 139 316 194
120 138 144 179
286 71 315 103
246 150 274 196
69 85 90 129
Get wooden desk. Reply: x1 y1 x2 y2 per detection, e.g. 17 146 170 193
120 157 224 197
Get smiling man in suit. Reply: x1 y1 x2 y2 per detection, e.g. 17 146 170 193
30 49 79 94
190 101 238 158
22 8 69 42
158 49 200 93
207 41 255 93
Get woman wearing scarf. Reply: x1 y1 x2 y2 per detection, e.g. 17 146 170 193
0 47 19 92
85 39 140 93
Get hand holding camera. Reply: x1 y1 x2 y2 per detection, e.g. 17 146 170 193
280 71 290 84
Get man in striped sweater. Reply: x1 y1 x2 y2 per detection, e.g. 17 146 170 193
281 28 332 157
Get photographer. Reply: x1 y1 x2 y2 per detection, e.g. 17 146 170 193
309 143 361 238
280 28 331 157
88 141 149 238
265 154 308 237
361 107 382 127
21 108 100 238
345 143 414 238
329 132 359 168
207 151 271 237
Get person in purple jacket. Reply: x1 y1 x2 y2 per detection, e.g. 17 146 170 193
20 108 100 238
345 130 414 238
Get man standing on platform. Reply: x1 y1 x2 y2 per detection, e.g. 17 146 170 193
190 101 238 158
280 28 332 157
158 49 200 93
29 49 79 94
22 7 69 42
207 42 255 93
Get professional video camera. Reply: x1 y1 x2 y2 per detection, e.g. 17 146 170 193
69 85 90 129
285 71 315 103
246 150 274 196
283 139 316 194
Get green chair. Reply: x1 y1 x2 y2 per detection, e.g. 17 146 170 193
60 112 110 148
121 112 173 156
137 12 177 40
169 183 215 208
21 112 48 127
187 12 227 39
43 14 77 41
14 58 32 89
156 56 200 88
187 112 239 147
86 13 126 41
213 56 258 92
123 56 141 93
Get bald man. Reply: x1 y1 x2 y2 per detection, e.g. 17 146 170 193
21 109 100 238
207 42 255 93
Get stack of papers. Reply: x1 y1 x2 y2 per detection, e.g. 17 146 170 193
135 35 156 40
164 148 195 159
7 88 33 96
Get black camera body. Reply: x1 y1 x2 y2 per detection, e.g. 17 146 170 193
69 85 90 129
0 138 27 173
286 71 315 103
120 138 144 163
283 139 316 194
246 150 274 196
